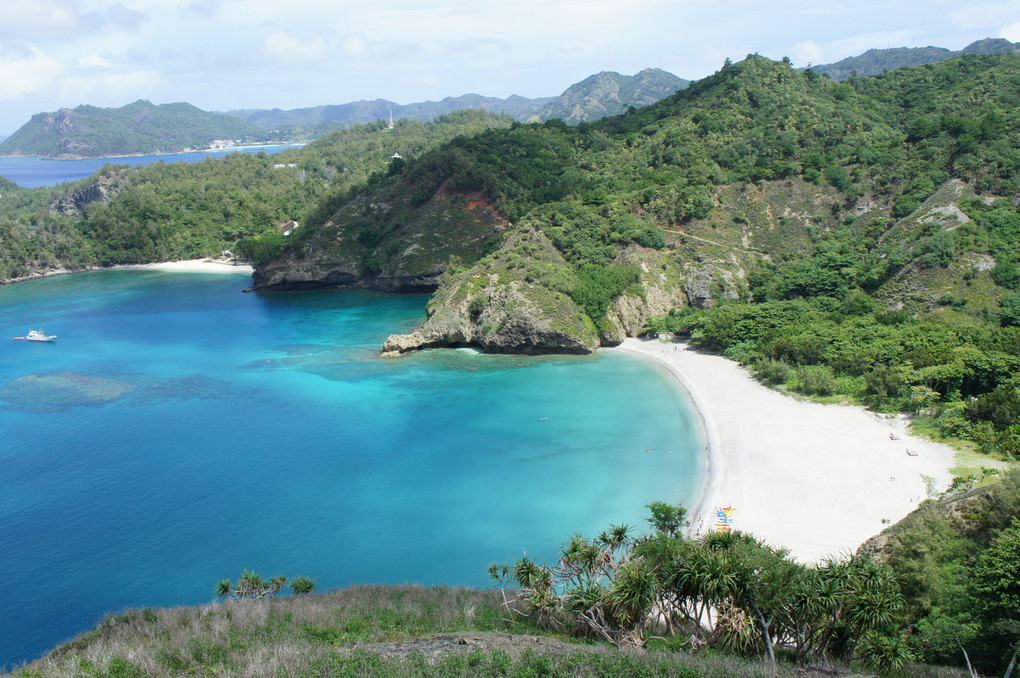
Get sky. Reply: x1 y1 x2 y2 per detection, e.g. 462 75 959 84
1 0 1020 135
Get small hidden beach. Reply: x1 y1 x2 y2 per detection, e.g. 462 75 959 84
118 258 254 274
611 337 958 563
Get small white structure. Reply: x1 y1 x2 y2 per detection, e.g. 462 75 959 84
281 220 300 236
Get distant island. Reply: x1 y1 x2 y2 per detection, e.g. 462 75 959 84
0 100 283 159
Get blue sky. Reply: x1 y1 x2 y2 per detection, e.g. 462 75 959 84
1 0 1019 135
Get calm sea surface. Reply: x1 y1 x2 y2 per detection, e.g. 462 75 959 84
0 270 705 667
0 145 302 189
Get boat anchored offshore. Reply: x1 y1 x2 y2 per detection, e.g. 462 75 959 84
14 329 57 342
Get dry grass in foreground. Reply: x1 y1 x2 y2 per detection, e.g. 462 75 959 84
6 584 970 678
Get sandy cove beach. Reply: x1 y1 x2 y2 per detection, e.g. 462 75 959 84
611 337 957 564
120 258 254 274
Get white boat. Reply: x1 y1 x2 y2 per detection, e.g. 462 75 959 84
24 329 57 342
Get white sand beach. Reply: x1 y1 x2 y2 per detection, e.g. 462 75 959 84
611 337 958 564
120 258 254 274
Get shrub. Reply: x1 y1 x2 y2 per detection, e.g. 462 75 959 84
796 364 837 396
754 358 792 386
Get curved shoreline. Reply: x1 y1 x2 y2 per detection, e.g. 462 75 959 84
608 337 958 563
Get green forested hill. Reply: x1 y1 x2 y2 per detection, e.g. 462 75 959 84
0 100 278 159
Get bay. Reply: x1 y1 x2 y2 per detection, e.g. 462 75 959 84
0 270 705 668
0 145 303 189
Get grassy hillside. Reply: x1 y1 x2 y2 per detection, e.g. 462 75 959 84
4 585 862 678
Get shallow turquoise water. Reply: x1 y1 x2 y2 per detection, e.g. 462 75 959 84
0 270 705 667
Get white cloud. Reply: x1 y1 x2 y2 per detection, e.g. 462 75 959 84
77 53 111 68
999 21 1020 41
262 30 329 62
0 44 63 98
790 41 823 67
342 34 370 60
0 1 145 40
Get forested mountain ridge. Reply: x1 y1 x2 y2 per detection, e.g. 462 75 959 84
0 100 278 159
0 68 687 159
809 36 1020 81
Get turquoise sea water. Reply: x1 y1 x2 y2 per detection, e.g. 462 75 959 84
0 271 705 668
0 145 302 188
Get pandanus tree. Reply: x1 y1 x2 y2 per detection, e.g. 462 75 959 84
490 501 909 671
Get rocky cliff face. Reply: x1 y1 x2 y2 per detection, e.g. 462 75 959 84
381 227 745 356
382 228 600 356
49 170 128 219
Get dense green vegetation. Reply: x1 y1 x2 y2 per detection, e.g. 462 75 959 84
864 466 1020 675
0 101 278 158
0 110 512 279
288 53 1020 458
6 54 1020 455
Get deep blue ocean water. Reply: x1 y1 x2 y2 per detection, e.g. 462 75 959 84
0 145 302 189
0 270 705 668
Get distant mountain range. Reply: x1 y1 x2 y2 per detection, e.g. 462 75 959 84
226 68 689 133
225 93 555 131
809 37 1020 80
5 37 1019 159
0 68 689 159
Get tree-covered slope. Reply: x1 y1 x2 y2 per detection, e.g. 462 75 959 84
0 100 278 159
859 465 1020 675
